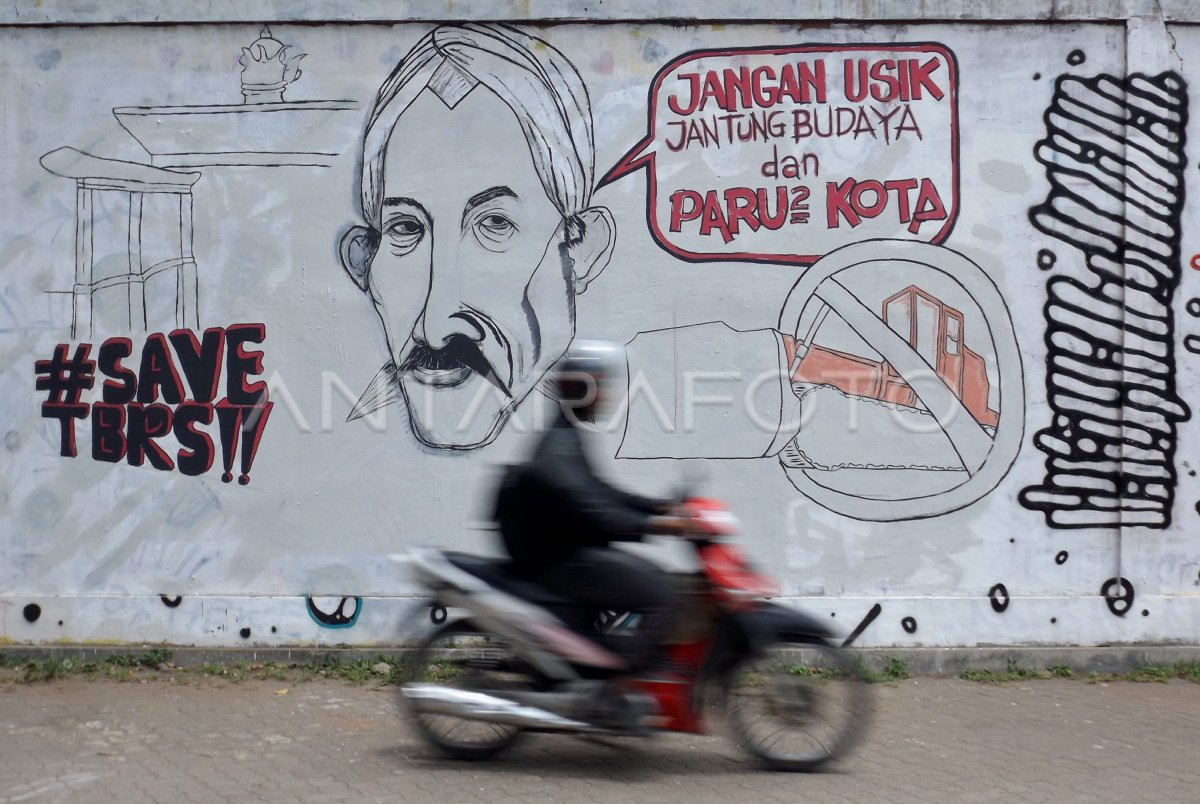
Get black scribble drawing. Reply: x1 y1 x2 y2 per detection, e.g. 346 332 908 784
40 146 200 339
618 240 1023 522
340 24 615 450
113 26 357 168
1019 72 1191 529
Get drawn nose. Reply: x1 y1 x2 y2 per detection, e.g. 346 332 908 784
416 235 470 348
417 290 464 349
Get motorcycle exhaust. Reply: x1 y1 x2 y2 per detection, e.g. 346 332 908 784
403 684 609 733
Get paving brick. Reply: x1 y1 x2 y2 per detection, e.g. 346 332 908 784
0 676 1197 802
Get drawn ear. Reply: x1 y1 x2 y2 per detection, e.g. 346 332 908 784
339 225 379 292
568 207 616 294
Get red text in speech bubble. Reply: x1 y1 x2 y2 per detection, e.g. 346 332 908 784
599 43 959 265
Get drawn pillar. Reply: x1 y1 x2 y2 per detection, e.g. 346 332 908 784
178 193 197 330
127 190 146 330
72 184 93 339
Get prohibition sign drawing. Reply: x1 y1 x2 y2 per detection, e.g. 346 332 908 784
777 239 1024 521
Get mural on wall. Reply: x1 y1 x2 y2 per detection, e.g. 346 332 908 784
1019 69 1191 529
113 26 359 169
336 25 1023 522
27 29 325 482
595 42 1021 521
340 24 616 451
617 239 1023 521
599 43 959 264
6 15 1200 649
34 325 273 483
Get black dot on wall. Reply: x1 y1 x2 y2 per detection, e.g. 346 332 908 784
901 616 918 634
1141 609 1149 617
1067 49 1086 65
22 604 41 623
830 612 836 617
1033 72 1042 80
239 627 251 639
1055 551 1069 565
1051 617 1057 624
1009 538 1015 544
57 620 63 627
271 626 277 634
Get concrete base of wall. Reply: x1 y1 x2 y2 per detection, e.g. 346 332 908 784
3 643 1198 675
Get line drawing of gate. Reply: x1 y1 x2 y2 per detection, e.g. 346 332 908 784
40 146 201 339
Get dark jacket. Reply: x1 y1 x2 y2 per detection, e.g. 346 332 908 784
496 411 665 572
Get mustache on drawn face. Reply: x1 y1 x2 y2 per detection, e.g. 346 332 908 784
399 333 512 398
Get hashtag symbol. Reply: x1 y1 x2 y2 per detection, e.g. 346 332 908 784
35 343 95 457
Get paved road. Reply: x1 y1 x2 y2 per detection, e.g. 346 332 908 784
1 675 1197 802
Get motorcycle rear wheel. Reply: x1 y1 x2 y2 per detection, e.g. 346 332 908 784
404 620 530 760
723 640 871 771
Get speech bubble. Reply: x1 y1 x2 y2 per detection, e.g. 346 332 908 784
599 43 959 265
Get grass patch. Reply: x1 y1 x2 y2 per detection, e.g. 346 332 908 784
1085 663 1200 684
960 658 1048 683
1123 665 1172 683
20 657 75 683
858 657 911 684
962 660 1200 684
783 664 842 681
104 648 172 668
7 650 1191 687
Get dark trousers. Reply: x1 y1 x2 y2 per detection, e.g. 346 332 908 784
534 547 672 672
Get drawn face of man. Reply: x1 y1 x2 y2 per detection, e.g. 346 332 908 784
367 87 580 449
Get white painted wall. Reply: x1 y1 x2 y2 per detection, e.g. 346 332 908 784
1 8 1198 648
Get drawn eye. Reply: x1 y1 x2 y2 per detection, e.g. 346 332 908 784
474 213 517 249
384 215 424 256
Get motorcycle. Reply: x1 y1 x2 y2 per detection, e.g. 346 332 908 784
396 497 871 771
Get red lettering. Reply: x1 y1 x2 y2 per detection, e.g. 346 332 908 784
852 179 888 217
908 57 945 101
826 178 860 228
869 59 900 102
669 190 703 233
910 178 948 233
668 72 701 115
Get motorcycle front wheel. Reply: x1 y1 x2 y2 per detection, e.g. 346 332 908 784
723 639 871 771
403 620 530 760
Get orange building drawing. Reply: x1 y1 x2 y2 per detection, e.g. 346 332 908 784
785 285 999 429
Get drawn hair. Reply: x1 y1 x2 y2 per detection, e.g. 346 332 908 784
359 23 594 227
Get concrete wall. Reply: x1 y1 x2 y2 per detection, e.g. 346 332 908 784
2 2 1198 648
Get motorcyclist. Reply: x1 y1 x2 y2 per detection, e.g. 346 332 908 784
495 340 701 674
